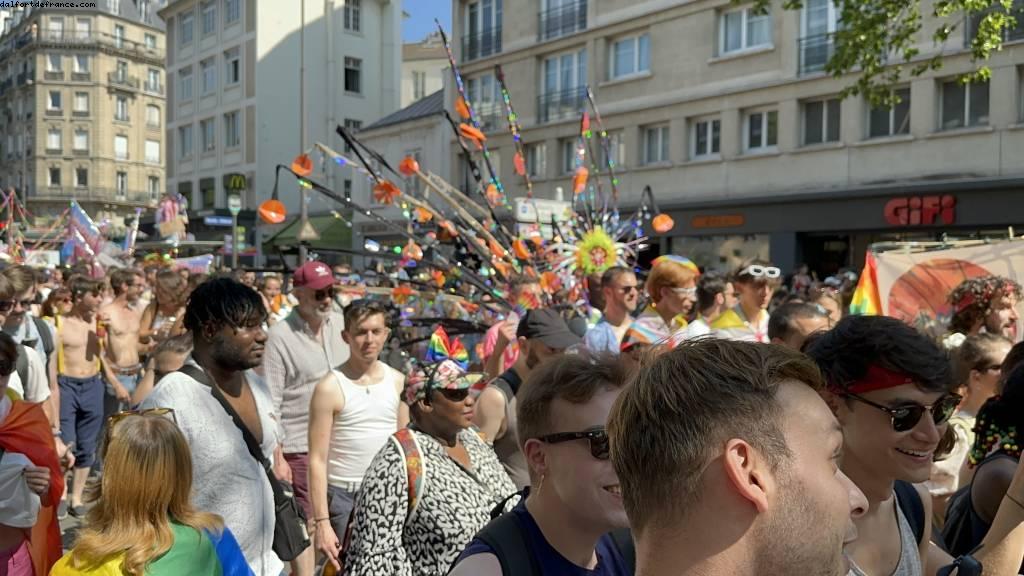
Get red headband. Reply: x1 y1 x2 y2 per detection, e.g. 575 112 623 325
842 364 915 394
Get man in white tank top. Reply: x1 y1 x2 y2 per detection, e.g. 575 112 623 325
307 300 408 571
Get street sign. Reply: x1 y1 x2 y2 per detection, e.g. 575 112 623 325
228 194 242 216
203 215 233 227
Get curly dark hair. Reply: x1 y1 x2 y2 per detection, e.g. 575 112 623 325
969 362 1024 466
805 315 953 394
948 276 1022 336
183 277 267 337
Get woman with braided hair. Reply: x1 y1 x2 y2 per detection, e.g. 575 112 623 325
944 276 1022 349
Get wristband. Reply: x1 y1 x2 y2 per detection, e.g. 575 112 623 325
314 517 330 524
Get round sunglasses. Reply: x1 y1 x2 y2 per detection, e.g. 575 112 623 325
536 427 609 460
844 392 961 432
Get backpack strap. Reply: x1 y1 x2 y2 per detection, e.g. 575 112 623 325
894 480 925 546
474 511 542 576
391 428 426 523
32 316 53 357
14 344 28 392
608 528 637 574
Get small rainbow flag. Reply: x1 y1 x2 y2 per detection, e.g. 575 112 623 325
850 251 882 316
653 254 700 276
425 326 469 370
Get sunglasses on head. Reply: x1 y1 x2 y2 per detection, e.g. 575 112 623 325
739 265 782 279
536 427 610 460
104 408 176 445
844 392 961 432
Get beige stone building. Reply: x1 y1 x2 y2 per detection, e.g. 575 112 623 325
401 32 447 108
452 0 1024 274
0 3 166 233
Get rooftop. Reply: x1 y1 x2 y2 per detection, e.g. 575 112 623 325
364 89 444 131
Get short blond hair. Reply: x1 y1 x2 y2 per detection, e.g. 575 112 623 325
645 260 697 304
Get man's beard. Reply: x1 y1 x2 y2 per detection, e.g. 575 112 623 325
210 335 261 372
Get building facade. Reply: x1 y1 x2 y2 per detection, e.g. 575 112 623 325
452 0 1024 276
160 0 401 257
0 2 166 233
401 32 447 108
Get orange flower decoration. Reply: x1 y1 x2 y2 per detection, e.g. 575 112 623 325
485 184 502 206
415 207 433 223
493 260 512 279
392 285 415 305
455 96 471 120
291 153 313 177
652 213 675 234
512 239 531 260
431 270 446 287
572 167 589 195
488 239 507 259
459 123 486 148
373 180 401 205
540 271 562 294
258 199 287 224
399 156 420 177
438 220 459 240
401 241 423 261
513 152 526 176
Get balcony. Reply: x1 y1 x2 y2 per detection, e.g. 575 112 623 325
15 71 32 85
44 70 64 81
476 106 505 133
798 33 834 76
28 187 154 205
538 0 587 42
537 86 586 124
109 72 139 90
71 71 91 81
461 27 502 62
114 115 131 123
19 31 166 63
143 81 164 95
44 108 62 117
72 148 89 156
72 110 90 118
45 147 61 155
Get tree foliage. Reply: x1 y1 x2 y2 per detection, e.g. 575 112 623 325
749 0 1020 108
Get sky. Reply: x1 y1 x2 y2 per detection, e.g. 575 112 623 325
403 0 452 42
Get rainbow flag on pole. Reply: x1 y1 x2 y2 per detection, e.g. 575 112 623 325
849 251 882 316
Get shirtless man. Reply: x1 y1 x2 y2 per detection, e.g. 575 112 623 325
100 269 144 407
54 275 116 516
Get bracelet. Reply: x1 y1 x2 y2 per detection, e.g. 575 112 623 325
314 517 330 524
1005 492 1024 511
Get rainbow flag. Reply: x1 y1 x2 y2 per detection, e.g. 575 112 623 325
850 251 882 316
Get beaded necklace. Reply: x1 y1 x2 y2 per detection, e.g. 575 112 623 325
969 405 1021 466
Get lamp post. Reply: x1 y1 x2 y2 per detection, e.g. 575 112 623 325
298 0 308 265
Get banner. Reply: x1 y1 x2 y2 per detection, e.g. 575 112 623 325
872 241 1024 339
171 254 214 275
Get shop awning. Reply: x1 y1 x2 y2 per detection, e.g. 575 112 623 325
262 215 352 252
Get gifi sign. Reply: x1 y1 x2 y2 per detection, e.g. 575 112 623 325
884 195 956 227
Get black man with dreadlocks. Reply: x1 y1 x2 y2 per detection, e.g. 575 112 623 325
140 277 283 576
944 276 1022 349
341 330 514 576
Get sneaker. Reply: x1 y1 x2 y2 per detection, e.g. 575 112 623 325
69 504 87 518
57 500 68 520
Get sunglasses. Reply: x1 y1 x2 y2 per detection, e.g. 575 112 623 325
314 288 333 301
974 363 1003 373
739 265 782 279
1 299 34 311
105 408 176 445
438 388 470 402
617 285 639 294
844 392 961 432
537 427 610 460
671 286 697 297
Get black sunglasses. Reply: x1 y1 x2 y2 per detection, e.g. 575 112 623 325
845 392 961 432
536 428 610 460
314 288 333 301
438 388 470 402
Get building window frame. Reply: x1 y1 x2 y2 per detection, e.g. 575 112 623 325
48 167 61 187
201 118 216 152
73 129 88 151
115 95 129 121
719 5 773 55
609 33 650 80
116 171 127 197
642 124 670 165
48 91 62 111
73 54 89 73
180 66 193 101
691 117 721 159
201 0 217 36
344 0 361 32
180 12 194 45
525 142 547 177
144 33 157 49
179 125 193 158
344 57 362 94
74 92 88 113
225 0 241 25
802 96 841 145
558 138 577 174
225 47 240 85
148 176 161 200
224 110 240 148
939 78 990 130
114 135 128 160
867 87 911 138
743 108 779 152
200 58 216 95
46 127 61 152
76 167 88 188
147 104 161 128
113 24 125 48
46 53 62 72
145 139 160 164
412 70 426 101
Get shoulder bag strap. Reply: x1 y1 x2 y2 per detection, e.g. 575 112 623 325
391 428 426 522
473 511 540 576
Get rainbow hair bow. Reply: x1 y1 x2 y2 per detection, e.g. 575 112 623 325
425 326 469 370
652 254 700 276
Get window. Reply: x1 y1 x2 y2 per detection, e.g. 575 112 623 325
539 0 580 41
803 98 841 145
145 140 160 164
74 92 88 113
225 48 240 84
343 179 352 197
148 176 160 199
200 177 215 208
225 0 241 24
467 73 501 128
868 87 911 138
180 12 194 45
116 172 127 197
413 70 426 101
744 110 778 151
46 54 62 72
147 104 160 127
144 33 157 49
76 168 88 187
47 17 64 41
49 167 60 187
75 17 90 39
967 1 1024 46
114 135 128 160
73 55 89 73
643 125 670 164
201 1 216 35
115 95 128 121
600 130 626 168
342 118 361 152
179 125 193 157
559 138 577 174
344 0 361 31
720 7 772 54
940 79 989 130
110 0 121 14
180 66 193 100
48 91 61 110
73 129 88 151
525 142 546 177
610 34 650 79
147 68 160 91
47 128 61 151
201 118 215 151
114 24 124 48
201 58 216 94
344 57 362 93
540 48 587 122
692 118 721 158
224 111 240 147
115 60 128 82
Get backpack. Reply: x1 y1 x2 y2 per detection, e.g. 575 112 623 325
31 316 53 367
14 344 29 393
895 480 983 576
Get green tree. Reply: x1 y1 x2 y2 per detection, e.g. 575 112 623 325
750 0 1021 107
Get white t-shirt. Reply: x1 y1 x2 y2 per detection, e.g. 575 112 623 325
6 346 50 404
140 358 283 576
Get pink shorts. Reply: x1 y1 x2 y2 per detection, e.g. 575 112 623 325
0 539 34 576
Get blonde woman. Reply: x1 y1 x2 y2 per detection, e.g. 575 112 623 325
51 411 252 576
138 271 187 352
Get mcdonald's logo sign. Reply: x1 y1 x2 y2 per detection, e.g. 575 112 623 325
224 173 248 191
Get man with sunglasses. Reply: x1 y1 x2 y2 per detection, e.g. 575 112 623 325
263 260 350 575
584 267 640 355
808 315 1024 576
474 308 581 489
711 259 781 343
451 354 633 576
2 266 55 377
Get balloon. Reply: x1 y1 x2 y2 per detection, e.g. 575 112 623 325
415 207 433 223
291 153 313 177
652 213 675 234
258 199 287 224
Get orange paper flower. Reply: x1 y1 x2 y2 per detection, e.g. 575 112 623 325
415 207 433 223
485 184 502 206
513 152 526 176
291 153 313 177
258 199 287 224
438 220 459 239
392 285 415 305
512 239 531 260
459 123 486 148
431 270 446 287
455 96 471 120
373 180 401 205
493 260 511 279
399 156 420 177
652 213 675 234
402 241 424 261
540 271 562 293
572 167 589 195
488 239 507 259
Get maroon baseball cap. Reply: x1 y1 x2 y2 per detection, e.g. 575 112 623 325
293 261 335 291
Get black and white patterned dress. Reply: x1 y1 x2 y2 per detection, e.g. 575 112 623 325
342 427 517 576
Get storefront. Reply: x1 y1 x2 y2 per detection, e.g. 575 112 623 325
654 177 1024 277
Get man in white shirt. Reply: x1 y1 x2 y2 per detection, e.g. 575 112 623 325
141 277 284 576
677 272 736 342
0 274 52 422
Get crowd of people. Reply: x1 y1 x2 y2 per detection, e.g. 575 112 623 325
1 253 1024 576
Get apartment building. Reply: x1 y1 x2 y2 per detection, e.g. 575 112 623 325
160 0 401 254
401 31 447 107
452 0 1024 274
0 2 166 232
